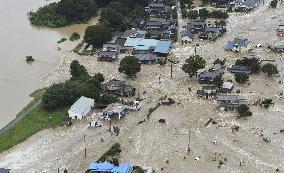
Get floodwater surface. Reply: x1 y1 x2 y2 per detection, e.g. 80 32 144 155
0 0 99 128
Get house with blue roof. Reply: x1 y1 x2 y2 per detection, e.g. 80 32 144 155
154 40 172 56
86 162 132 173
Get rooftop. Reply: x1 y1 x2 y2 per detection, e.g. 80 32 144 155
154 40 172 54
124 38 159 50
68 96 94 115
88 162 132 173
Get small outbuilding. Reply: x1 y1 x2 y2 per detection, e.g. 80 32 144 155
68 96 94 120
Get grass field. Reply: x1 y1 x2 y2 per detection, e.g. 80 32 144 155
0 104 68 153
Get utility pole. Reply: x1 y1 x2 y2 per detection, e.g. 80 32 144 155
187 130 191 154
171 62 173 78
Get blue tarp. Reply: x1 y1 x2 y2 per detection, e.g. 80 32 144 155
88 162 132 173
154 40 171 54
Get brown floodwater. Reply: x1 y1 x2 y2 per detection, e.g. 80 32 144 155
0 0 99 128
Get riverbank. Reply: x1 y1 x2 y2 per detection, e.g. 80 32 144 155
0 0 102 129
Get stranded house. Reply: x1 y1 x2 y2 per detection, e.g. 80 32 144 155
68 96 95 120
217 94 248 110
102 79 135 97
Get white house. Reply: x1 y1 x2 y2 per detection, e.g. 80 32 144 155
68 96 94 120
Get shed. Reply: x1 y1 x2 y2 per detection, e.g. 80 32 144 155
68 96 94 120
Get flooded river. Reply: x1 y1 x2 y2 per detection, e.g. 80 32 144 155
0 0 99 128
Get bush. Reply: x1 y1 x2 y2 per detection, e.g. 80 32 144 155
261 63 279 76
209 10 229 19
69 32 80 41
261 98 273 108
235 72 249 83
97 143 121 162
57 37 67 44
26 56 35 62
237 104 252 117
213 58 226 66
182 55 206 77
270 0 278 8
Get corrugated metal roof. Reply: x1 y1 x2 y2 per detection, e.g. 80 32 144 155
88 162 132 173
124 38 158 50
154 40 171 54
68 96 94 115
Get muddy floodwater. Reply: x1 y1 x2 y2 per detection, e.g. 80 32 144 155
0 0 99 128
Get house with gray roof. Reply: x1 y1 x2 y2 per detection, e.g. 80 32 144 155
181 29 193 44
198 69 224 84
134 53 160 64
217 94 248 109
145 3 171 15
146 18 170 30
197 85 218 98
228 65 252 73
226 38 250 52
102 79 135 96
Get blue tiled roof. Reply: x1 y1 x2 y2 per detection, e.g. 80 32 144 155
88 162 132 173
154 40 171 54
124 38 158 50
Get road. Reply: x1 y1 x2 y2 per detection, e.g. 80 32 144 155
176 0 182 43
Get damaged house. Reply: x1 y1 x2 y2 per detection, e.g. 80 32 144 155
217 94 248 109
226 38 250 52
102 79 135 96
230 0 260 12
181 29 193 44
197 85 218 97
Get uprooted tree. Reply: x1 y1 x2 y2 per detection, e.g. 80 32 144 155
182 55 206 77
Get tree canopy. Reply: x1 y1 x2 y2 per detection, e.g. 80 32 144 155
29 0 98 27
182 55 206 77
261 63 279 76
84 24 112 48
234 72 249 83
118 56 141 77
237 104 252 117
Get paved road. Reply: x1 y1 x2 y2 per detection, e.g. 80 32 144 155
0 100 41 136
176 0 182 43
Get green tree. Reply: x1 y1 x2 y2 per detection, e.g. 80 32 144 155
270 0 278 8
213 76 224 89
70 60 89 81
235 72 249 83
119 56 141 77
237 104 252 117
69 32 80 41
187 10 199 19
261 63 279 76
199 8 209 19
261 98 273 108
213 58 226 66
84 24 112 48
182 55 206 77
94 73 105 83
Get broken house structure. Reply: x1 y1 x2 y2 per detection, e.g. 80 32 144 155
102 79 135 96
221 81 234 92
226 38 250 52
68 96 95 120
217 94 248 109
272 44 284 53
277 20 284 37
87 162 132 173
99 101 140 119
197 85 218 97
198 69 224 84
230 0 260 12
